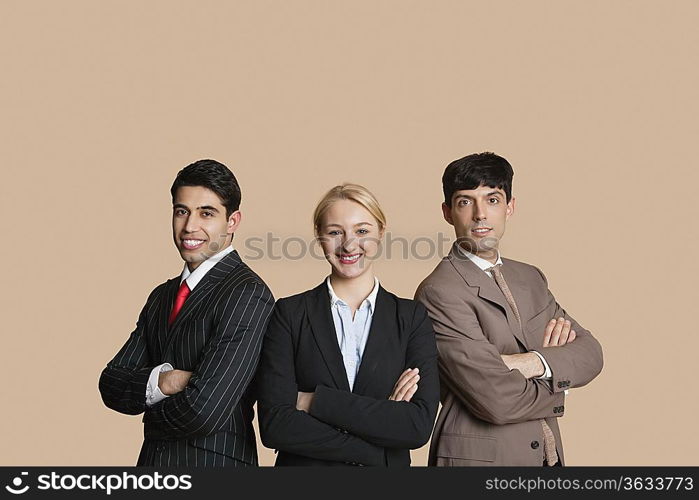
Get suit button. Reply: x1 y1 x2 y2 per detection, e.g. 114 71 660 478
557 382 563 388
531 441 540 449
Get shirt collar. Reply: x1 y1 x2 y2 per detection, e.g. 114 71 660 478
179 245 234 291
456 243 502 273
326 276 380 312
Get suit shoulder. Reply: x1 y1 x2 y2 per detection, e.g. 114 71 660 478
380 288 428 320
415 257 462 295
146 279 174 303
502 257 547 284
273 288 314 313
501 256 534 269
223 261 273 294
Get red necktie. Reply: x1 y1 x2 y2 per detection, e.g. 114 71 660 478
168 281 191 326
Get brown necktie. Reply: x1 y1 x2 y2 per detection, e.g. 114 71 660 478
487 264 559 466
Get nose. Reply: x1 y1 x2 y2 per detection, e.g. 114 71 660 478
473 200 487 221
341 233 358 253
184 214 200 233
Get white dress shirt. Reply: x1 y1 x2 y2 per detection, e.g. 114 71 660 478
145 245 235 406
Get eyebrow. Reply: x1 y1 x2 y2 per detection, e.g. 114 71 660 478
325 222 374 227
454 191 503 200
173 203 221 213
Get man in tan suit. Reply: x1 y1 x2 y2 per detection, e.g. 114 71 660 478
415 152 603 466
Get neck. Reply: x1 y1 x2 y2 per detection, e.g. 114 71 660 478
329 270 376 309
480 250 499 265
459 241 499 265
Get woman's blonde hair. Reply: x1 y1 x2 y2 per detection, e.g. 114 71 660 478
313 183 387 235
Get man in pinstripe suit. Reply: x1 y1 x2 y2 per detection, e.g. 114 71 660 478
99 159 275 466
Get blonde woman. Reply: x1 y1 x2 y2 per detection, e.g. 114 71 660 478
257 184 439 466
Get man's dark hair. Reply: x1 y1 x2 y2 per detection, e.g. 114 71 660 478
170 159 242 217
442 152 514 205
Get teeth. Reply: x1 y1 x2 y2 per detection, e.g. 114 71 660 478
184 239 204 246
340 254 361 263
473 229 490 233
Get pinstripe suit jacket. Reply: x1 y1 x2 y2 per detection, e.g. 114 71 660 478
99 250 275 466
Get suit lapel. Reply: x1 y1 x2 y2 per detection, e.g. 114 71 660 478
352 286 393 395
448 243 528 349
305 282 351 392
500 259 533 349
163 250 242 353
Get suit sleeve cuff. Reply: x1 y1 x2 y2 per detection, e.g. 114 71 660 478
145 363 173 406
309 385 337 423
531 350 552 380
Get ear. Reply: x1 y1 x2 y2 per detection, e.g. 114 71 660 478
442 202 454 225
505 196 515 219
226 210 242 234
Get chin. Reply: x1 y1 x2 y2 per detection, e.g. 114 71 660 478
332 263 370 280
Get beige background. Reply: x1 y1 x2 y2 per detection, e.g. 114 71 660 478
1 0 697 466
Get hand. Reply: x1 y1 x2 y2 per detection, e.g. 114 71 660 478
543 317 576 347
296 391 315 412
158 369 192 395
500 353 545 379
388 368 420 401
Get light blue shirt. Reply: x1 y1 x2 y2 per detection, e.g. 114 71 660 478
326 276 380 391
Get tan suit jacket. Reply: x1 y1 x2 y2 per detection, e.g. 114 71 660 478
415 244 603 466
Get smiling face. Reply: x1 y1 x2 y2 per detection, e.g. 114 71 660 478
442 184 515 263
172 185 241 271
317 199 383 280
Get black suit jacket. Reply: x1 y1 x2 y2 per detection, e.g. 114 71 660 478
256 281 440 466
99 250 275 466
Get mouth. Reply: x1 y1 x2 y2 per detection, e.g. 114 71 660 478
181 238 206 250
337 253 362 265
471 227 492 237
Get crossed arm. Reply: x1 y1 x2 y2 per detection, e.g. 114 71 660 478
256 301 439 465
500 316 577 378
99 285 167 416
99 281 275 440
415 279 602 426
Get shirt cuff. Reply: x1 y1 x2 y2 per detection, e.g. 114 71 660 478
145 363 173 406
531 351 552 380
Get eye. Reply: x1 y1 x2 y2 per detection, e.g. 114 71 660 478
328 230 342 236
174 208 188 216
458 199 471 207
357 228 369 235
202 211 214 217
488 197 500 204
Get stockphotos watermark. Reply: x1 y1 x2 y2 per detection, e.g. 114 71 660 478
4 471 192 495
195 232 499 262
